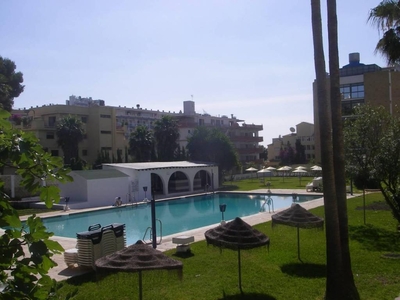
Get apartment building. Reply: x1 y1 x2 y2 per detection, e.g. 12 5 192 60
267 122 315 163
11 97 264 165
313 52 400 163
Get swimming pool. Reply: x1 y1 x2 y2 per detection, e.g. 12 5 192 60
41 193 320 245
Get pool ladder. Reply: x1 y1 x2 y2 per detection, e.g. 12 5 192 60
142 219 163 245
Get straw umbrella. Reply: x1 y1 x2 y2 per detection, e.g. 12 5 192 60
271 204 324 262
95 244 183 300
204 217 270 293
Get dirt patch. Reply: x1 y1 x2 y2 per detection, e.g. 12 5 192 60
355 201 390 211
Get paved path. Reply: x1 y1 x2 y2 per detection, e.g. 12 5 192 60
46 189 332 281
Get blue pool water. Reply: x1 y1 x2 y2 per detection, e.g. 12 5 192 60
41 193 320 245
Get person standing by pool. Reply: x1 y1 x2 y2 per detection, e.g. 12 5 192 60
114 196 122 206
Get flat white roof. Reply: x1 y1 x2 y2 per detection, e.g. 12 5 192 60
73 169 130 180
103 161 216 171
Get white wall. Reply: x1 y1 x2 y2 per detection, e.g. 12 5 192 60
60 172 130 209
59 173 88 205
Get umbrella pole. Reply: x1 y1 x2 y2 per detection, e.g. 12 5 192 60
297 227 303 263
139 270 143 300
238 248 243 293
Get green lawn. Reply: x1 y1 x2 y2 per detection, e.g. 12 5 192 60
220 175 315 191
54 191 400 300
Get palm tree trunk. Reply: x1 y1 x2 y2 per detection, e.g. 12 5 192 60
310 0 344 298
327 0 360 298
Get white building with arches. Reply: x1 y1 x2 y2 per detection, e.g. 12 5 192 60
104 161 218 202
59 161 218 209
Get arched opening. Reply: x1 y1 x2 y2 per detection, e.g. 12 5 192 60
193 170 211 192
151 173 164 197
168 171 189 193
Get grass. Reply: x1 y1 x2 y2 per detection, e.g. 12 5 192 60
220 175 315 191
221 175 359 193
52 190 400 300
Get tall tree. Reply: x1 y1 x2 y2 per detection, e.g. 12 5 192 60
186 126 240 181
0 109 72 299
344 105 400 223
294 139 306 164
56 115 85 165
328 0 360 297
129 125 154 162
311 0 360 298
0 56 24 112
153 116 179 161
368 0 400 65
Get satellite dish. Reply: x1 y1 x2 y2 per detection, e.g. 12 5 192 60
290 127 295 133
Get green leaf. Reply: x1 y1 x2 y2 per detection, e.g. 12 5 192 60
44 239 64 253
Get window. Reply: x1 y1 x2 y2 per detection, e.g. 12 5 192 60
342 99 364 116
100 114 111 118
81 116 87 123
48 116 56 127
340 83 364 99
82 149 88 156
101 147 112 151
46 132 54 139
101 130 111 134
51 150 59 156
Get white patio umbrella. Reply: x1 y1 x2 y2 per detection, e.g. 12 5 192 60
311 165 321 170
292 169 308 185
245 167 258 181
257 168 272 185
295 166 307 170
311 166 322 171
278 166 292 171
266 166 276 171
277 166 292 182
245 167 258 172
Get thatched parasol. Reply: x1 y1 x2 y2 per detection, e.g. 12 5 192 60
204 217 270 292
271 203 324 262
95 244 183 300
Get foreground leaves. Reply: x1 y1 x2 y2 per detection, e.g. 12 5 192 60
0 109 72 299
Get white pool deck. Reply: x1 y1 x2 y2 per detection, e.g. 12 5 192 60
39 188 334 281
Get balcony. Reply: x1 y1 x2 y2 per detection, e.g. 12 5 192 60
233 124 263 131
237 147 263 155
230 136 263 143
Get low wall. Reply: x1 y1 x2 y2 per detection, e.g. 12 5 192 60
0 175 59 200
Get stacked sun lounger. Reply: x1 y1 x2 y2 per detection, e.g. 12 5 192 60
76 223 126 268
64 248 78 268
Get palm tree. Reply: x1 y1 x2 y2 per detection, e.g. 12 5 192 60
328 0 360 298
56 115 84 165
153 116 179 161
129 125 154 162
368 0 400 65
311 0 360 298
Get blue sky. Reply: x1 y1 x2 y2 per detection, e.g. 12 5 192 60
1 1 387 146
